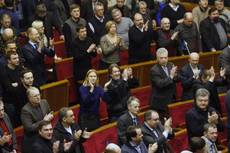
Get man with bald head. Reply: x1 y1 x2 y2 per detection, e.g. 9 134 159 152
180 52 205 100
174 12 202 55
22 27 55 86
104 143 121 153
128 13 157 64
157 17 178 57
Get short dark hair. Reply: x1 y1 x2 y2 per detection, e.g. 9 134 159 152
190 137 205 152
76 25 86 33
20 69 33 79
144 110 158 121
4 0 14 7
6 51 17 60
108 64 120 76
37 120 51 132
59 107 71 122
70 4 80 13
126 125 140 141
208 7 218 15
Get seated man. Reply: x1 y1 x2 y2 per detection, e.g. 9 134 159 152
104 143 121 153
185 88 223 143
117 96 140 146
181 137 206 153
121 125 158 153
201 123 219 153
21 86 53 153
53 107 91 153
180 52 204 100
142 110 174 153
0 100 17 153
32 120 72 153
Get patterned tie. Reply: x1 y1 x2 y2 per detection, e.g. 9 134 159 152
133 118 137 125
163 66 169 77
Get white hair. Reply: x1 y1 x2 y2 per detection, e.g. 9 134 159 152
156 48 168 57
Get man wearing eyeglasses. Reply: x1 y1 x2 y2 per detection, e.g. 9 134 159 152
141 110 174 153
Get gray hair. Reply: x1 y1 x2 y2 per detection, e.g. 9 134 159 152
195 88 210 99
105 143 121 153
27 86 40 97
139 1 147 7
127 96 140 106
156 48 168 57
32 20 44 29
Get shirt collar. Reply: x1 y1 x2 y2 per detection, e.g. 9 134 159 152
169 3 179 11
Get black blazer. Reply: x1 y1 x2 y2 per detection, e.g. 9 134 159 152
142 123 174 153
180 63 205 100
22 43 55 86
117 111 140 146
150 63 178 110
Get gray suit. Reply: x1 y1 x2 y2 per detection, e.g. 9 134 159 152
21 99 51 153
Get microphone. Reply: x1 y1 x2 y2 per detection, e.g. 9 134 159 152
184 40 191 55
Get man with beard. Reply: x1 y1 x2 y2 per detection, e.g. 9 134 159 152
200 8 229 52
174 12 202 55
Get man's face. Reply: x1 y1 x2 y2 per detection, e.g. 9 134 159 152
139 4 147 14
161 19 170 31
147 112 160 128
71 8 80 19
21 72 34 87
196 95 209 110
128 101 140 115
29 29 40 43
133 128 143 144
5 43 17 53
199 0 208 9
209 10 219 21
64 110 75 125
117 0 125 8
215 1 224 11
8 53 19 67
205 127 218 142
95 5 104 18
184 16 193 27
189 54 199 67
1 16 11 28
134 14 144 28
28 89 41 106
39 124 53 140
0 104 4 118
78 28 87 40
157 53 168 66
112 11 122 23
111 67 121 80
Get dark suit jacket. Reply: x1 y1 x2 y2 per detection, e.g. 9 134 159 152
150 63 177 111
117 111 140 146
200 17 229 51
22 43 55 86
32 136 53 153
21 99 51 153
142 123 174 153
180 63 204 100
0 113 17 153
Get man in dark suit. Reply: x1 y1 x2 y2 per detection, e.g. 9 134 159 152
150 48 178 119
53 107 91 153
142 110 174 153
200 7 229 52
0 100 17 153
219 46 230 89
21 86 54 153
180 52 205 100
117 96 140 146
32 120 72 153
22 27 55 86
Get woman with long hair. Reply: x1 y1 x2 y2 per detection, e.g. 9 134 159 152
78 69 104 131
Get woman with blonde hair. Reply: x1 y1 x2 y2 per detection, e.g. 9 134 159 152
99 20 127 69
79 69 105 131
